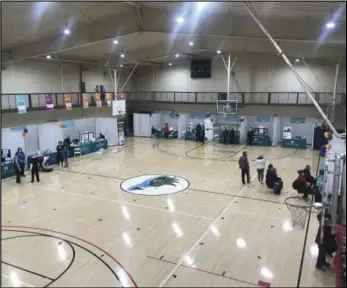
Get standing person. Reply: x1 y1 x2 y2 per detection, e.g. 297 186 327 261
195 123 202 143
14 151 22 184
230 128 235 145
63 137 71 168
94 85 99 93
163 123 169 139
30 155 40 183
247 127 253 146
256 155 266 184
56 141 64 166
201 124 205 144
239 151 250 185
222 128 228 145
17 147 26 177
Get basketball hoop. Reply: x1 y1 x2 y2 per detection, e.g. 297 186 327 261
285 196 313 230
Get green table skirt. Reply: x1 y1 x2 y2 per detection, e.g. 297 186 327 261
252 136 271 146
282 138 307 149
156 131 178 139
1 140 108 179
185 131 196 141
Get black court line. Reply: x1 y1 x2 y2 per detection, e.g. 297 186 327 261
2 233 75 287
2 230 122 287
2 261 54 281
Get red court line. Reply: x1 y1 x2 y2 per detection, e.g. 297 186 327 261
146 255 258 287
2 225 138 288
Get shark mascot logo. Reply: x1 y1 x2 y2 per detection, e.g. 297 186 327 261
121 174 189 196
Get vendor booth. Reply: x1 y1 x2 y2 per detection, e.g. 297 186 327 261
247 116 272 146
280 117 315 149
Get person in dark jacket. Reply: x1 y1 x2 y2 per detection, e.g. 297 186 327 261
315 212 336 271
14 152 22 184
195 123 202 143
30 156 41 183
56 141 64 166
266 164 276 189
63 137 71 168
200 124 205 144
247 127 253 146
98 133 105 140
17 147 26 177
303 165 315 186
222 128 229 145
239 151 250 185
230 128 235 144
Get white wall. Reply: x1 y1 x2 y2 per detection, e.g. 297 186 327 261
82 68 137 92
135 55 346 93
2 60 80 93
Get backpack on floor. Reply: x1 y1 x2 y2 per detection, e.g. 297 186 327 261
273 181 282 195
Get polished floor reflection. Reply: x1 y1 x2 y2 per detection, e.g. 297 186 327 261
2 138 335 287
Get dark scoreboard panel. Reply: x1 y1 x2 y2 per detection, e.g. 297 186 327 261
190 59 211 79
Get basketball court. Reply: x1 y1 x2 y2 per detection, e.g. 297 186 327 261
2 138 335 287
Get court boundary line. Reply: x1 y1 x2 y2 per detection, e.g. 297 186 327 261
2 226 138 287
158 172 259 287
147 255 258 287
2 261 54 281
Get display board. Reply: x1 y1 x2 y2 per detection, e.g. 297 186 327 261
190 59 211 79
112 100 126 116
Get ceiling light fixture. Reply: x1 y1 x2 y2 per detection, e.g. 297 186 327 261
113 39 119 44
46 55 51 59
175 54 179 58
63 28 70 35
326 21 335 29
198 2 207 10
189 41 194 46
216 50 221 54
168 62 172 66
176 17 184 24
120 53 125 58
120 64 123 67
295 58 300 62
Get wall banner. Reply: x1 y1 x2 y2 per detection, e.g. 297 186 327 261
16 95 26 114
64 94 72 110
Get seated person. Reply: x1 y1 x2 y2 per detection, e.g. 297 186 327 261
266 165 283 192
293 170 311 199
151 126 157 136
98 133 105 140
303 165 315 186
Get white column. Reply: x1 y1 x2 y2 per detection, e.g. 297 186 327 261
114 69 117 100
227 53 231 100
332 62 340 124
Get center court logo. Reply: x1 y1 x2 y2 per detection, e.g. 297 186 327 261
120 174 189 196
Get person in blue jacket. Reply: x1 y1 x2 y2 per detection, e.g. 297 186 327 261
14 151 22 183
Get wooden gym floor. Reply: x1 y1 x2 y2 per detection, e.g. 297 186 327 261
2 137 335 287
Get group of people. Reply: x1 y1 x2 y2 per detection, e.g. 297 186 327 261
292 165 317 200
238 151 283 194
13 147 42 184
247 127 254 146
195 123 205 144
222 128 236 145
56 137 71 168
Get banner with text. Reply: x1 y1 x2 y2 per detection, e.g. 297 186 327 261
96 93 102 107
45 94 54 111
64 94 72 110
16 95 26 114
106 93 112 106
83 93 89 109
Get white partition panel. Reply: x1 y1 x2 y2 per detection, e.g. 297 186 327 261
280 117 316 145
133 113 151 137
25 124 39 153
150 113 160 129
96 118 118 145
272 117 281 146
2 128 25 156
38 123 64 152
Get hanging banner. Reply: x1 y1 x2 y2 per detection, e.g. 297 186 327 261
291 117 306 123
256 116 271 122
96 93 102 107
45 94 54 111
118 92 125 100
118 121 125 146
16 95 26 114
62 120 75 128
83 93 89 109
106 93 112 106
64 93 72 110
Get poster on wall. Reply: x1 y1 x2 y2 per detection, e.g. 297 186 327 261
83 93 89 109
117 121 125 146
62 120 75 128
283 126 292 139
64 94 72 110
106 93 112 106
16 95 26 114
45 94 54 111
96 93 102 107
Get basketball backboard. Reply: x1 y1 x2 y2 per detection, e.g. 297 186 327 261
216 99 238 115
112 100 126 116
